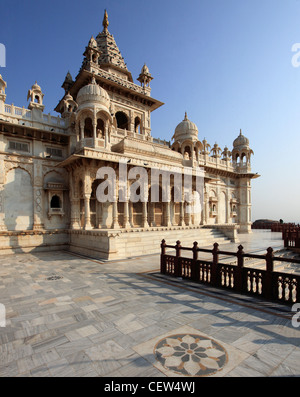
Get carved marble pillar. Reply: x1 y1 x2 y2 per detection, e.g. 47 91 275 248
92 117 97 147
165 201 172 227
149 202 155 227
129 110 134 133
80 119 84 141
83 172 92 230
185 203 191 226
97 202 104 229
204 190 208 225
84 194 92 230
33 161 44 230
70 199 80 229
111 200 119 229
179 195 185 227
123 199 131 229
142 201 149 228
69 171 80 230
129 202 134 227
104 125 109 149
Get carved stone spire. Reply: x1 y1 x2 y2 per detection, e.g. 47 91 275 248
102 9 109 31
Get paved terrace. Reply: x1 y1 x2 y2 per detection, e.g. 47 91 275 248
0 230 299 377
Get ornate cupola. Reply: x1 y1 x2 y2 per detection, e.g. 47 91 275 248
210 143 222 158
232 129 254 165
27 81 45 111
138 64 153 86
173 112 199 143
62 92 78 117
137 64 153 96
83 36 102 67
76 75 110 115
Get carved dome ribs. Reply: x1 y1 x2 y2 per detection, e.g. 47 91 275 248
76 76 110 112
173 112 199 143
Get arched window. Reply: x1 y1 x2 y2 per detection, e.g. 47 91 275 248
84 117 93 138
116 112 129 130
97 118 105 138
50 195 61 209
34 95 40 104
134 117 141 134
184 146 191 159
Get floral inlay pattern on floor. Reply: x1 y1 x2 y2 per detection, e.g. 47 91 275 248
154 334 228 377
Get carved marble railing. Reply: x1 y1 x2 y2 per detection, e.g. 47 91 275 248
2 103 66 131
161 240 300 304
198 154 251 173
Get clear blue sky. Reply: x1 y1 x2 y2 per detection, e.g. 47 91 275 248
1 0 300 223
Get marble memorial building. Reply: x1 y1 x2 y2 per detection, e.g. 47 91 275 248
0 11 259 259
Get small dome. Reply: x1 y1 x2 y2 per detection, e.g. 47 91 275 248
64 92 74 101
173 112 198 142
76 76 110 110
32 81 42 92
141 64 150 74
233 130 249 148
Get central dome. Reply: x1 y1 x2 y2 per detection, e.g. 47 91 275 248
76 76 110 110
233 130 249 148
173 113 198 142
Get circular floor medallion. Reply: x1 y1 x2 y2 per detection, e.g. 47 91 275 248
154 334 228 377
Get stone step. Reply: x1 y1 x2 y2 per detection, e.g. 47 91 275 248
115 227 232 258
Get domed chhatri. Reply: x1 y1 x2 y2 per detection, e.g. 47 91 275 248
173 112 199 142
27 81 45 111
233 129 250 148
232 129 254 164
76 76 110 111
137 63 153 88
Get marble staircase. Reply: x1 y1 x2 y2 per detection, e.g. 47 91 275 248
115 227 232 259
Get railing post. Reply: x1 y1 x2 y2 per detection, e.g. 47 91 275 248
192 241 199 281
211 242 219 287
297 231 300 249
235 245 244 293
283 230 288 248
175 240 182 278
264 247 274 300
160 239 166 274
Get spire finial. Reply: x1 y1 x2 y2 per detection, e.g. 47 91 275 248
184 112 188 120
103 9 109 31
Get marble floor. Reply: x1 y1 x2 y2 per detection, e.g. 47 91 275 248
0 230 299 377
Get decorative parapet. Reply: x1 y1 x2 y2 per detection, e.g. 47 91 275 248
1 103 67 132
84 63 151 97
